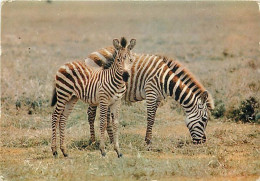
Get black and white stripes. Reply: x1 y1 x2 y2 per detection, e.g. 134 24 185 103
50 37 136 157
86 51 214 146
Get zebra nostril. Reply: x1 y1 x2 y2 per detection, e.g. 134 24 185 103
122 72 130 82
202 135 206 143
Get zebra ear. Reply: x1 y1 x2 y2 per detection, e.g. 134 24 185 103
127 39 136 50
201 90 208 104
113 39 121 50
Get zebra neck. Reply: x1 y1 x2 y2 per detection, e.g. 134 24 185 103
109 62 125 85
164 70 200 110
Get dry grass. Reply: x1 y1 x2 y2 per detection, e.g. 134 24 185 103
1 1 260 180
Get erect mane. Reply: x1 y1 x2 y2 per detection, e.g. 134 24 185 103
120 37 127 48
157 55 214 109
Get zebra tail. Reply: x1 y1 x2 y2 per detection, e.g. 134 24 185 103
51 88 57 107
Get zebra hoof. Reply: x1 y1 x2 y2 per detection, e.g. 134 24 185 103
145 137 152 145
118 153 123 158
145 140 152 151
53 151 58 158
61 148 68 157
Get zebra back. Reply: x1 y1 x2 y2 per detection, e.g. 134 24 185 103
85 48 214 110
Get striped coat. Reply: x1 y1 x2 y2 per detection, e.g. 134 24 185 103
50 37 136 157
86 47 214 147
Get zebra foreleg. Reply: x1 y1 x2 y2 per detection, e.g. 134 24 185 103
99 103 108 157
87 105 97 143
87 106 114 144
110 101 122 158
106 107 114 144
145 94 160 150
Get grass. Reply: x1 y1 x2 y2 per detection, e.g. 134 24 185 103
1 100 259 180
1 1 260 180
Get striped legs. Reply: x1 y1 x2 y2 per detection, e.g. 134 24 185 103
144 92 160 150
99 102 108 156
51 106 62 157
87 105 114 144
98 100 122 157
106 107 114 143
110 101 122 158
51 96 78 157
59 97 78 157
87 105 97 143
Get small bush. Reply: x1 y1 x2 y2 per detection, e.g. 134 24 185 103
227 97 259 123
212 99 226 119
15 97 49 114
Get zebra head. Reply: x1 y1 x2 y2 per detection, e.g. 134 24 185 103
113 37 136 82
185 90 212 144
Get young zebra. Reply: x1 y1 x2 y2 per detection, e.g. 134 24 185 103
50 37 136 157
85 49 214 148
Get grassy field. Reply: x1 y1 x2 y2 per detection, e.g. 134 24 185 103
1 1 260 180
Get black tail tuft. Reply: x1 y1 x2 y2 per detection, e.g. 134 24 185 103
51 88 57 107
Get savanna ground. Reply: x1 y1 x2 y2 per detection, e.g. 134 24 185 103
1 1 260 180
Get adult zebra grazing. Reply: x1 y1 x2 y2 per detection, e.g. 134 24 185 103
51 37 136 157
85 49 214 147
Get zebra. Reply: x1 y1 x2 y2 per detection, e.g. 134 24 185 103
85 49 214 148
50 37 136 157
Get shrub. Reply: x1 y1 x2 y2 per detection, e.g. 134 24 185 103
15 97 49 114
212 99 226 119
227 97 259 123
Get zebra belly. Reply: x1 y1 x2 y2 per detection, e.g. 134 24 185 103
82 83 100 106
125 88 145 102
83 97 100 106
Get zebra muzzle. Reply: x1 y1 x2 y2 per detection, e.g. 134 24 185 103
122 72 130 82
192 135 206 144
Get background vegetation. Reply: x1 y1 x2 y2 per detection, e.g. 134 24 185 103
1 1 259 180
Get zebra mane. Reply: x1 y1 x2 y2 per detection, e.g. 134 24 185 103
158 55 214 110
120 37 127 48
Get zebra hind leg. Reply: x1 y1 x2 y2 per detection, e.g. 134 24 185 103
59 96 78 157
51 103 65 158
145 97 160 151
